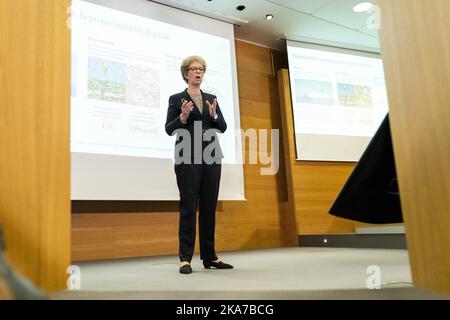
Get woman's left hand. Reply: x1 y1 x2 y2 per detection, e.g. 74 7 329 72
206 98 217 118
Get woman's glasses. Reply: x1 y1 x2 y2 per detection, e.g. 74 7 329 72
188 67 205 73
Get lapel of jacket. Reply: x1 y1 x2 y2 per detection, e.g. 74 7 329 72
201 90 209 118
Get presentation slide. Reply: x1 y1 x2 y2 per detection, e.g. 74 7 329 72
70 0 245 200
287 41 389 161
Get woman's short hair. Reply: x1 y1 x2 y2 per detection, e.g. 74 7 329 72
180 55 207 83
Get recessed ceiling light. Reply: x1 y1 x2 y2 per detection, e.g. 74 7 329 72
236 5 245 11
353 2 373 13
265 14 274 20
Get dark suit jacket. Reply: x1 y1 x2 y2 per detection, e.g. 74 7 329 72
165 89 227 162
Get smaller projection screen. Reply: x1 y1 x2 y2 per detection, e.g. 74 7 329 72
287 41 389 161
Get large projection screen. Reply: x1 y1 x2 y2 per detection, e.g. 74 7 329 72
287 41 389 161
70 0 244 200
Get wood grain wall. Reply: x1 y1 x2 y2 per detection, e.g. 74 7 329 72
0 0 71 291
277 69 357 237
71 40 299 261
378 0 450 296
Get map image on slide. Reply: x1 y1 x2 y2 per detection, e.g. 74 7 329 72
337 83 373 108
125 65 160 108
295 79 334 105
88 57 126 103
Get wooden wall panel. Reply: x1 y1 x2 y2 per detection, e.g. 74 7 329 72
293 162 356 234
71 40 298 261
72 213 178 261
378 0 450 296
0 0 71 291
277 69 356 237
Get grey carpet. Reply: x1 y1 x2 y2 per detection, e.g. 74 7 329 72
50 247 448 300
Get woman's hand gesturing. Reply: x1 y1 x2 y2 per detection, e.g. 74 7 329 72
180 99 193 123
206 98 217 118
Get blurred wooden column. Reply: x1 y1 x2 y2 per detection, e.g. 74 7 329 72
377 0 450 295
0 0 71 291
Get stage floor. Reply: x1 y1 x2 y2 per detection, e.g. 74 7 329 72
51 247 445 300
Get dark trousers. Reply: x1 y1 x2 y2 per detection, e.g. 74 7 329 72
175 162 221 262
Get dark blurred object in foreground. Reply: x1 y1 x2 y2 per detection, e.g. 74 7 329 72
329 114 403 224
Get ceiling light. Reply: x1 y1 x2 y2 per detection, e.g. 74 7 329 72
353 2 373 13
236 5 245 11
265 14 274 20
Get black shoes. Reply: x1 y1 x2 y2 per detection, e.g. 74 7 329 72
179 260 234 273
179 263 192 274
203 260 234 269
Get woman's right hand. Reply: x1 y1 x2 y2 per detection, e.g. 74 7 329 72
180 99 193 123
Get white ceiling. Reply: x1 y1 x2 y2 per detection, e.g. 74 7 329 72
150 0 380 52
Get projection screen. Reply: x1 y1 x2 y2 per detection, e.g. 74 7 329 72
287 41 389 162
70 0 245 200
